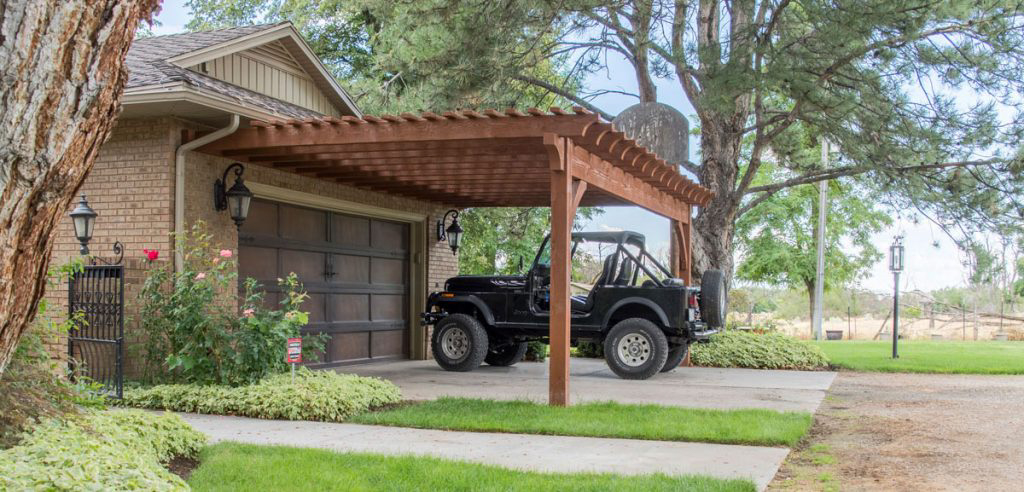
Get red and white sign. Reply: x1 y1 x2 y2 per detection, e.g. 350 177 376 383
286 337 302 364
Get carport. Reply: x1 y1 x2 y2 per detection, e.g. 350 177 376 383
197 107 712 405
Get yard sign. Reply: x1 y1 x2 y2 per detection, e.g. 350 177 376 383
286 337 302 363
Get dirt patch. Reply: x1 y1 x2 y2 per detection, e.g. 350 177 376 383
167 455 199 481
771 372 1024 491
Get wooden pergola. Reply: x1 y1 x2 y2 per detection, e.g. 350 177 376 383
199 107 711 405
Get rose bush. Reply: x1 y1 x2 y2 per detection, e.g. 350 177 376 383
138 222 325 386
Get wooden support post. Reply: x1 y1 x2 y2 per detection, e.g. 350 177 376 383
545 134 574 406
669 213 693 285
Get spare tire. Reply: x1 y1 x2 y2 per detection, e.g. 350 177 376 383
700 269 727 329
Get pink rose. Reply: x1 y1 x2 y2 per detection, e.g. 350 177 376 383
195 272 206 280
219 249 233 258
242 308 255 318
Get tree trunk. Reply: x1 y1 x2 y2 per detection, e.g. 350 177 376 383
691 118 743 282
0 0 158 376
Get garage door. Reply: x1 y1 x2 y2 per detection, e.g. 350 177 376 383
238 198 410 366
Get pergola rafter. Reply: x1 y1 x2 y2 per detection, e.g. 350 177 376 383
196 107 712 406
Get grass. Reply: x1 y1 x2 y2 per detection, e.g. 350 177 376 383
188 442 756 492
350 397 812 447
813 340 1024 374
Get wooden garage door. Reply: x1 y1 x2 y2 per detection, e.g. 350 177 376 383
238 198 410 366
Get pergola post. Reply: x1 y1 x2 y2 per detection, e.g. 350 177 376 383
669 209 693 285
546 134 574 406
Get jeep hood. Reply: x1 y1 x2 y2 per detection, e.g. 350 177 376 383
445 275 527 292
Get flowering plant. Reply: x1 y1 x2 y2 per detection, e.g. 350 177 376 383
137 222 320 386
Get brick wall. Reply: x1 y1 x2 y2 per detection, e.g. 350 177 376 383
45 117 177 365
45 115 460 369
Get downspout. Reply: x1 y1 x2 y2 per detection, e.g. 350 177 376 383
174 114 240 271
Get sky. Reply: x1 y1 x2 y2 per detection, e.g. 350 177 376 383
151 1 976 293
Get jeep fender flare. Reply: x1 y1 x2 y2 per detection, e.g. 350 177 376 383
433 295 496 326
601 297 671 331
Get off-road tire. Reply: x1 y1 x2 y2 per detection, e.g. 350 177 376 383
700 269 727 329
603 318 669 380
661 343 690 372
431 314 489 372
485 341 528 366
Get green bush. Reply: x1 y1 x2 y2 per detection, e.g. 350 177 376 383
525 341 548 362
691 331 829 370
117 368 401 422
0 258 107 448
0 410 205 491
573 340 604 358
138 222 325 386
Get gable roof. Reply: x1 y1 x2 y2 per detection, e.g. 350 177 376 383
126 22 360 119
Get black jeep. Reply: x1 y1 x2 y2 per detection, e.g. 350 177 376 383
421 231 725 380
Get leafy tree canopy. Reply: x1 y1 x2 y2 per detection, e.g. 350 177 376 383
735 156 891 319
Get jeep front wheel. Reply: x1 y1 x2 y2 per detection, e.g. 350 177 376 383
603 318 669 380
432 314 489 372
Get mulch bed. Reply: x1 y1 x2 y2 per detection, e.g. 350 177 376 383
167 455 200 481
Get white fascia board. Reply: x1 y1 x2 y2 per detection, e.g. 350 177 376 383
122 85 282 122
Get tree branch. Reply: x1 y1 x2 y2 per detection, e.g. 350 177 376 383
739 158 1002 215
512 74 615 121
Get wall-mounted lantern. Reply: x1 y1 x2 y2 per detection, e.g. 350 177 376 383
437 209 463 255
69 194 97 255
214 163 253 229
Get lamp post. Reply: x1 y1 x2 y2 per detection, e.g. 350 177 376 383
889 235 905 359
437 209 463 255
214 163 253 229
69 194 98 255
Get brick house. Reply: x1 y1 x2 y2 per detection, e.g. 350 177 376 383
50 23 459 371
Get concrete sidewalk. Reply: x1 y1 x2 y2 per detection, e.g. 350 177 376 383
180 412 789 491
343 358 836 413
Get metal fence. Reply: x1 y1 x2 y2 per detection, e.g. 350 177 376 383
67 264 124 398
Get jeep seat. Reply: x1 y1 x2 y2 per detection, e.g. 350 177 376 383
572 254 615 313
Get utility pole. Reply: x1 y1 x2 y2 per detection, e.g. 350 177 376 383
812 139 829 340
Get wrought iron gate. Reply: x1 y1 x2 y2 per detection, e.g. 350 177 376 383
68 264 124 398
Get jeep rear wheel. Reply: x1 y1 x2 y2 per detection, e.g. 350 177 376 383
603 318 669 380
432 314 489 372
485 341 528 367
661 343 689 372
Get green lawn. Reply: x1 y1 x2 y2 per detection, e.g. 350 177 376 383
350 397 812 447
814 340 1024 374
188 442 756 492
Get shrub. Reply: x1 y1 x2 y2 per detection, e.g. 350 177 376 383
0 410 205 491
691 331 829 370
574 340 604 358
524 340 548 362
138 222 325 386
117 368 401 422
0 258 107 448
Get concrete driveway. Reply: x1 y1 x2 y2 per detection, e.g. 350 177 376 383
343 357 836 413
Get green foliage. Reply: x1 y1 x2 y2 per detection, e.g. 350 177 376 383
352 397 813 447
524 340 548 362
691 331 829 371
117 368 401 422
185 0 585 114
735 159 890 319
0 410 205 491
189 442 757 492
458 207 602 276
138 223 323 386
0 258 104 448
574 341 604 358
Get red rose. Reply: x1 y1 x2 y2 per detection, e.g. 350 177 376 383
143 249 159 261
